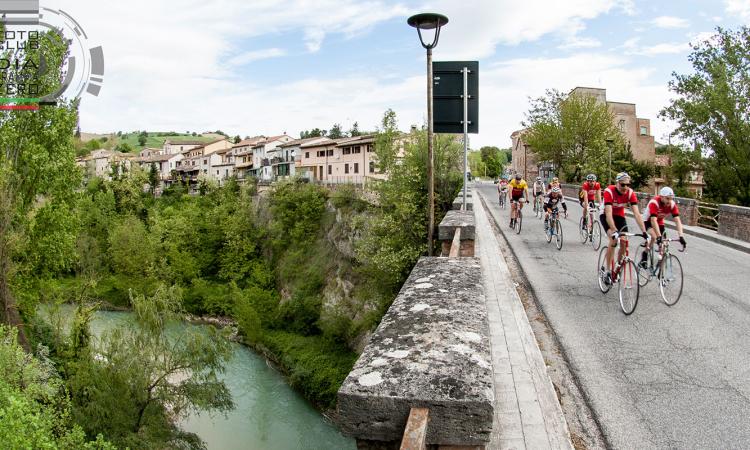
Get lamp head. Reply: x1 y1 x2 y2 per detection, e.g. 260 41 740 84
407 13 449 49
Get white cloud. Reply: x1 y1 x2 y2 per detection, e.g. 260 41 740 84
227 48 286 66
626 42 689 56
43 0 669 150
416 0 635 59
651 16 689 29
559 37 602 50
725 0 750 19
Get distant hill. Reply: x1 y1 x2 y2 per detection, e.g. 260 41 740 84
79 131 224 153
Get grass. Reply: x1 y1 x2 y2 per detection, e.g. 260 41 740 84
115 132 220 152
256 329 358 410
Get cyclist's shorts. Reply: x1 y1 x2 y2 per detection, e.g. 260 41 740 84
600 213 627 233
645 221 665 233
511 195 524 202
588 201 596 208
533 190 544 197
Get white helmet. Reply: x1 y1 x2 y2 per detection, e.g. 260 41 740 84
659 187 675 197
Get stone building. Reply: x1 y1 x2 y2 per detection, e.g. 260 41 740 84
512 87 656 182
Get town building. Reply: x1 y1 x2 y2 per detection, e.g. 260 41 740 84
512 86 656 183
250 134 294 180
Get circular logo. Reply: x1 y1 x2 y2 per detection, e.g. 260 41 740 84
1 2 103 108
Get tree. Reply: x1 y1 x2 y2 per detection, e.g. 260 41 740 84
148 163 159 194
0 326 115 449
0 26 81 351
138 135 147 147
233 135 241 144
524 89 625 182
349 121 361 137
300 128 327 139
328 123 344 139
373 109 400 174
66 286 233 449
660 27 750 205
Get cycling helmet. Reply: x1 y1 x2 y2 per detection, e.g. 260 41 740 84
515 173 522 180
659 187 675 197
615 172 631 183
536 177 541 181
551 187 561 194
552 177 559 183
586 174 596 181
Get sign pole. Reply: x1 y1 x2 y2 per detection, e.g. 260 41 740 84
462 66 468 210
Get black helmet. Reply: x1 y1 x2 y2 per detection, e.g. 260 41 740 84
515 173 521 180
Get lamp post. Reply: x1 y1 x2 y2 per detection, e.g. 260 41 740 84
408 12 448 257
606 138 614 185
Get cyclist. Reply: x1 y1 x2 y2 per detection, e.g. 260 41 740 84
532 176 546 202
600 172 649 285
581 174 602 230
546 176 560 191
498 176 509 205
640 186 687 267
543 187 568 230
509 173 529 228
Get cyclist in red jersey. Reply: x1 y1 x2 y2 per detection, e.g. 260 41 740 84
580 174 602 230
639 186 687 267
600 172 648 285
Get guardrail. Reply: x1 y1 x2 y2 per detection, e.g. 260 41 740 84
696 201 720 231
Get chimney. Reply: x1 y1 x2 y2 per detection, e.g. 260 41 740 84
410 125 417 133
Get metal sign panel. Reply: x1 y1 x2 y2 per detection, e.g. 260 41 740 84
433 61 478 134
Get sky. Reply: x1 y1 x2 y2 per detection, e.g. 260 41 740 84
46 0 750 149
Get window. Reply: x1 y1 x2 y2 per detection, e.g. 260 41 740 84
203 159 207 164
619 119 625 131
327 149 334 156
369 161 375 173
345 163 349 174
354 146 361 154
354 163 359 173
225 169 229 176
305 152 310 158
366 145 372 152
640 125 647 136
319 165 323 178
343 148 351 155
317 150 325 158
216 170 219 175
328 165 332 175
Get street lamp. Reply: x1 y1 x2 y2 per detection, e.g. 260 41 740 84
606 138 614 185
408 12 448 257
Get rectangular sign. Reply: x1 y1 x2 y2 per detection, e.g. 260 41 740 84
433 61 478 134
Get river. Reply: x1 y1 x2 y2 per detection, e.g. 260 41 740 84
84 309 356 450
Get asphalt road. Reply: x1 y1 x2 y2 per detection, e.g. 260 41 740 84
476 182 750 450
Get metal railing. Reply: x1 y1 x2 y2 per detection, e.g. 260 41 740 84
697 201 720 231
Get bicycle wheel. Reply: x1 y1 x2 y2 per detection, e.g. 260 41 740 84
516 210 523 234
579 217 588 243
537 199 544 219
555 220 563 250
591 221 602 251
618 259 640 315
545 219 553 242
597 247 611 293
659 254 683 306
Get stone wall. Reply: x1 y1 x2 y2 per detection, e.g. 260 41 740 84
718 204 750 243
337 257 494 447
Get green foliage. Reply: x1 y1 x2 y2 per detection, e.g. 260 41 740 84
349 121 361 137
269 181 328 249
373 108 400 174
0 326 115 449
0 26 81 349
108 215 155 277
524 89 626 182
260 330 357 409
65 286 233 449
660 27 750 205
300 128 327 139
328 123 344 139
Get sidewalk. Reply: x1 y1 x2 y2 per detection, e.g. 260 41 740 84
474 193 573 449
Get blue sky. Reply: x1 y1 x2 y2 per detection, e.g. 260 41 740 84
52 0 750 148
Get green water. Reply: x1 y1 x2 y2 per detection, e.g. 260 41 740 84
87 310 356 450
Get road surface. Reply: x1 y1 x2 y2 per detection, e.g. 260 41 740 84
476 182 750 449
